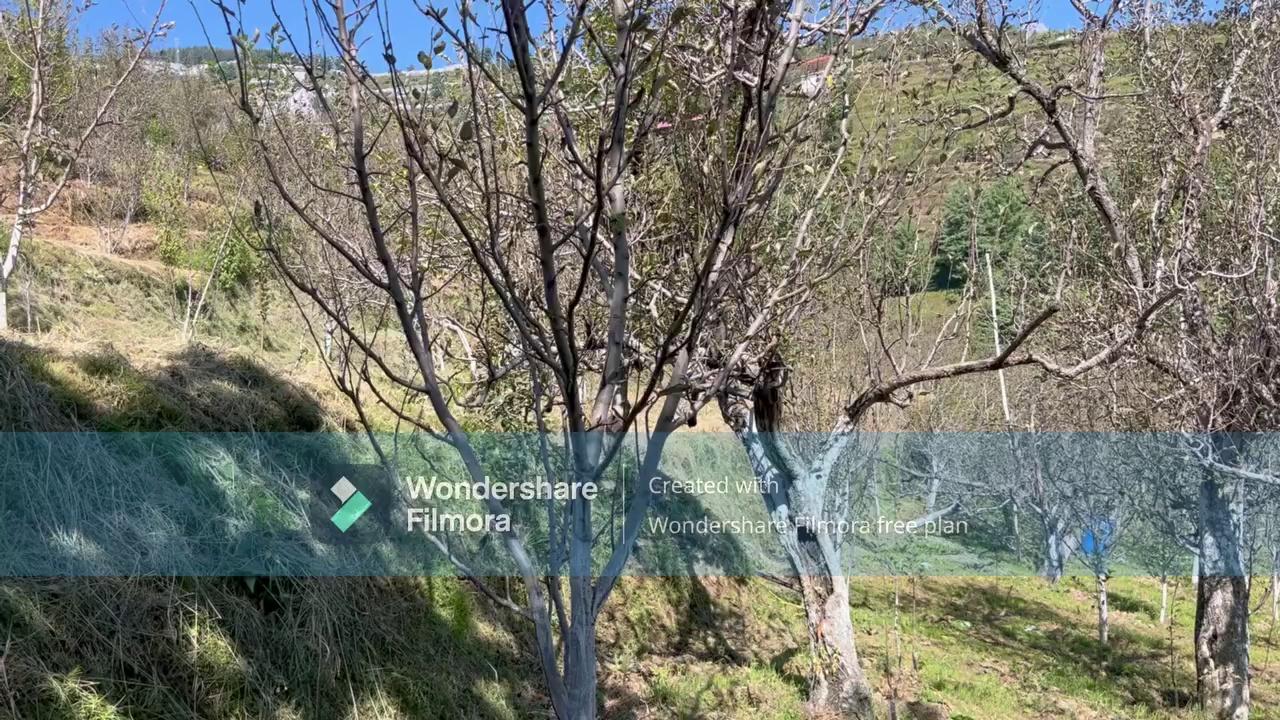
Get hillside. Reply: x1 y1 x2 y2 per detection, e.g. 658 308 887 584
0 207 1277 719
3 5 1279 720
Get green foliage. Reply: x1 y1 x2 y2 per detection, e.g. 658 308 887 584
936 178 1044 289
142 116 177 148
0 8 75 117
214 213 265 290
142 156 188 266
143 159 263 290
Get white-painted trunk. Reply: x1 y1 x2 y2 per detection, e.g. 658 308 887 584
1272 568 1278 624
2 213 26 334
1042 514 1073 584
924 473 940 515
561 607 598 720
1267 544 1279 625
1160 576 1170 627
1097 574 1109 645
1195 472 1250 720
1006 495 1022 559
739 429 877 719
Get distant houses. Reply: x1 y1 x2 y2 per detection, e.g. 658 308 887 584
790 54 834 98
138 59 204 77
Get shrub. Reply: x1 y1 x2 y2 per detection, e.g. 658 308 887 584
935 178 1043 289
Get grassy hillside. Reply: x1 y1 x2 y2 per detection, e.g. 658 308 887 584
0 213 1277 719
4 571 1277 719
2 25 1276 719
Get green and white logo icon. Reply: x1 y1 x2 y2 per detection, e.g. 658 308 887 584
330 476 372 532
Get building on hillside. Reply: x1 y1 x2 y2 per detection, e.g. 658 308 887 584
790 54 834 98
139 59 203 77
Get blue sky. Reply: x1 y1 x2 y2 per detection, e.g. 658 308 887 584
79 1 503 70
80 0 1088 70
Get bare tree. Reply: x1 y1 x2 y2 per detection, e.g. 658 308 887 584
1130 448 1198 627
0 0 167 331
701 22 1185 714
919 0 1280 716
212 1 869 717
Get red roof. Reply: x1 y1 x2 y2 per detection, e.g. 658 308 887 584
793 54 834 73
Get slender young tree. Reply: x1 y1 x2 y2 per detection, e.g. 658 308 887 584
0 0 167 330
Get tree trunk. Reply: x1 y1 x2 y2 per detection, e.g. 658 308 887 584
1097 574 1109 645
1041 514 1073 584
1195 473 1250 720
924 473 940 515
1272 572 1278 625
2 216 23 334
738 428 876 719
1272 546 1278 624
561 608 598 720
560 451 599 720
1160 575 1170 627
1270 545 1278 624
1006 495 1022 560
794 546 876 717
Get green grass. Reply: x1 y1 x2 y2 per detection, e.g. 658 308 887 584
7 570 1275 719
3 251 1277 719
647 664 807 720
851 575 1280 719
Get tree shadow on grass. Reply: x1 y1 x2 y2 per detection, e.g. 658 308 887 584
639 490 756 665
0 576 541 720
904 577 1195 714
1106 588 1158 618
0 336 817 719
0 337 547 720
0 337 328 432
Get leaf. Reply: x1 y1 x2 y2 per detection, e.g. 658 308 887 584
460 120 475 141
447 100 459 118
418 51 431 67
434 41 447 56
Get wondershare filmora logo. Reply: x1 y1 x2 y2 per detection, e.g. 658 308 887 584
329 476 371 532
312 464 390 544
